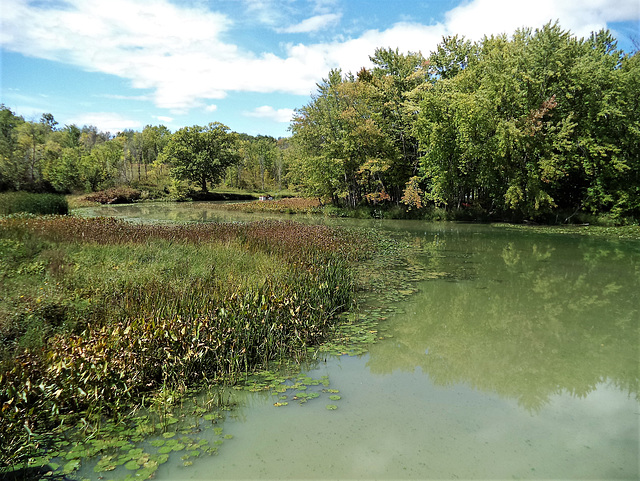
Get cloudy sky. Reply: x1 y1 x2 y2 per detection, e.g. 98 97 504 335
1 0 638 138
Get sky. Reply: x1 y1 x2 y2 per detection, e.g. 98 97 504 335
1 0 638 138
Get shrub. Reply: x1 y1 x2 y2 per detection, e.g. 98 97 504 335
82 187 141 204
0 192 68 215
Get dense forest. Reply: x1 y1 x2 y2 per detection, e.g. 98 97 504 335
1 22 638 222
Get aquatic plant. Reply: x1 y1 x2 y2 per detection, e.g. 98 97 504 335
223 197 322 214
0 215 370 471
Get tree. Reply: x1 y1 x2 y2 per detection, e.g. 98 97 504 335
0 105 25 190
40 113 58 131
369 48 429 200
415 22 640 220
161 122 240 193
80 139 123 191
428 35 478 80
291 69 394 206
16 120 47 186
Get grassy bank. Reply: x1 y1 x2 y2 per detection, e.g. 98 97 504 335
0 192 69 216
204 196 640 227
0 215 370 469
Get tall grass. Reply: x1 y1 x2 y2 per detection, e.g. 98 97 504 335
0 216 369 468
0 192 69 215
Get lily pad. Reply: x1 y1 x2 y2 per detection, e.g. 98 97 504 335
124 460 140 470
93 457 117 473
62 460 80 475
329 395 341 401
326 404 338 410
128 448 144 458
136 465 158 479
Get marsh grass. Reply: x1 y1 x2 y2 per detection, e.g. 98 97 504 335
219 197 322 214
0 192 69 215
0 215 369 469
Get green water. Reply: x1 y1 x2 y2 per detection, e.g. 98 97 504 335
74 206 640 479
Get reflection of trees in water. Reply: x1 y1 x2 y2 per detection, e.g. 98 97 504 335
366 230 639 412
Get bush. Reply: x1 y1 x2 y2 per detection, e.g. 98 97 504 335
0 192 68 215
82 187 141 204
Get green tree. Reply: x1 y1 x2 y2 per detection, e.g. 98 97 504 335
415 22 639 220
368 48 429 200
428 35 479 80
16 120 47 187
161 122 240 193
291 69 397 206
80 139 123 191
0 105 25 190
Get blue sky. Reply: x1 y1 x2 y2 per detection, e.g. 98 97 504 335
1 0 638 138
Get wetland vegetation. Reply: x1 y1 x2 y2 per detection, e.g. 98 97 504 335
0 214 376 477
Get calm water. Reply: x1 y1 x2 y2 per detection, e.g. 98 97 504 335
76 204 640 479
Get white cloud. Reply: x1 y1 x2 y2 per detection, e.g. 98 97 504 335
155 115 173 123
100 94 151 102
205 104 218 112
245 106 295 123
241 0 293 26
279 13 342 33
443 0 640 41
69 112 142 133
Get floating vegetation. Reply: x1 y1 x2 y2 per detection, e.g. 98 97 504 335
492 222 640 241
0 400 230 481
326 405 338 410
222 197 323 215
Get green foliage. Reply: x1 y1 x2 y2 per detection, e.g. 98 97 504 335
160 122 240 193
0 216 368 468
290 50 428 207
0 192 68 215
415 22 640 221
227 135 285 191
289 23 638 223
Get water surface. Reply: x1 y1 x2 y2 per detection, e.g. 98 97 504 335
76 205 640 479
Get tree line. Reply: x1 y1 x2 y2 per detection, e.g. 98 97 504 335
1 22 638 221
0 110 286 197
289 22 639 221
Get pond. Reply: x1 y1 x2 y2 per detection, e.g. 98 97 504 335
73 204 639 479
